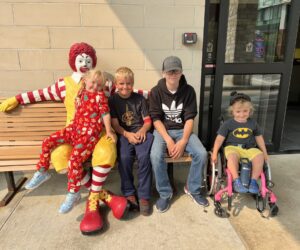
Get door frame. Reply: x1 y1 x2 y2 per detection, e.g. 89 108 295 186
199 0 300 152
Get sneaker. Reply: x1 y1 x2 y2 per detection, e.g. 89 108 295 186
139 199 151 216
25 171 51 190
59 192 81 214
156 195 172 213
233 178 248 193
248 179 259 194
126 195 139 211
184 186 209 207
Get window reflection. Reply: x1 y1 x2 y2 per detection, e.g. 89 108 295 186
206 1 220 64
226 0 290 63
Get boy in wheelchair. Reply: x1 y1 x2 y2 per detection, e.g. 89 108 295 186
211 91 268 194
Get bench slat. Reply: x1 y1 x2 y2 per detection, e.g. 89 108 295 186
0 156 40 161
0 137 50 142
0 108 66 114
0 99 64 108
0 122 65 128
0 136 48 141
0 112 66 118
0 141 42 146
25 103 64 108
0 145 40 151
165 157 192 163
0 155 39 160
0 117 66 122
0 165 53 172
0 165 37 172
0 130 59 136
0 126 64 132
0 159 38 166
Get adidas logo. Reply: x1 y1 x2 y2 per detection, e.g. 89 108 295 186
162 100 183 124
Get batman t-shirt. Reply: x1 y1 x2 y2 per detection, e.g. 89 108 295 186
217 118 262 148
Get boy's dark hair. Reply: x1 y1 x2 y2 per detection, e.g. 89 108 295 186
229 91 251 106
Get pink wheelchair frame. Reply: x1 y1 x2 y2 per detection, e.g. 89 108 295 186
207 152 279 218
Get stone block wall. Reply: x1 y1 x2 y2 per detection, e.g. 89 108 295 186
0 0 205 131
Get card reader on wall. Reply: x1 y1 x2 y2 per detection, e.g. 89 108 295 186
183 33 197 45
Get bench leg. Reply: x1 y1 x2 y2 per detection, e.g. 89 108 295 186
167 163 177 194
0 172 27 207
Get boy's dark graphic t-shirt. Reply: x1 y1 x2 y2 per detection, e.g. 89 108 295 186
217 118 262 148
108 92 149 133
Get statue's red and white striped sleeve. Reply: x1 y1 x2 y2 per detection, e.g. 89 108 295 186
134 89 150 99
15 78 66 104
103 80 116 98
95 79 150 99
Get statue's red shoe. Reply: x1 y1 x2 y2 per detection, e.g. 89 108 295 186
99 190 130 220
80 192 103 235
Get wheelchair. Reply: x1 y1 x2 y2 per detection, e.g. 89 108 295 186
205 149 279 218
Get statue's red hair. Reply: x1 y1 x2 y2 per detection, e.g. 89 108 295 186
69 42 97 72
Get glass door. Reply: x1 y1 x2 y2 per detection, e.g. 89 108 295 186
281 19 300 151
199 0 220 147
199 0 300 152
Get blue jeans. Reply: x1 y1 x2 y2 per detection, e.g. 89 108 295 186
117 132 153 200
150 129 207 199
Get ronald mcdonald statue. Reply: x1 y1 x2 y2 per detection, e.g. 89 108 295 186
0 42 130 235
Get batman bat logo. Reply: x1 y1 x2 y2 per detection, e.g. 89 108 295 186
232 128 253 139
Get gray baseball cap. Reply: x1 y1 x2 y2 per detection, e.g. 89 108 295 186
162 56 182 72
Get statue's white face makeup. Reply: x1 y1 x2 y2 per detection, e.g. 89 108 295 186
75 53 93 74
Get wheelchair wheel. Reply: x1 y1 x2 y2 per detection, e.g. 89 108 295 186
228 195 232 211
269 203 279 217
207 152 222 196
201 154 208 195
264 162 275 188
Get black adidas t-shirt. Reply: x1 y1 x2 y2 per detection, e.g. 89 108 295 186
108 92 149 133
217 118 262 148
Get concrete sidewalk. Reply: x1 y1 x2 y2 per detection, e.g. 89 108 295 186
0 154 299 249
229 154 300 249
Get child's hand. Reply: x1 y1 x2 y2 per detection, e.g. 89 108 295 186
106 130 117 143
211 153 218 165
264 153 269 163
171 139 187 159
75 97 81 109
135 128 147 143
166 138 176 157
124 131 139 145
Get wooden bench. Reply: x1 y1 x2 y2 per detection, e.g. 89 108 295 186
0 99 66 206
0 98 192 206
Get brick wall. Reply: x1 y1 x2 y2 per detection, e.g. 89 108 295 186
0 0 205 132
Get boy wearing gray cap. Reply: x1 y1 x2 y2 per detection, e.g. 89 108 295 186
149 56 209 212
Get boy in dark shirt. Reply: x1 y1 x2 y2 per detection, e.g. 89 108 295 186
108 67 153 216
149 56 209 213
